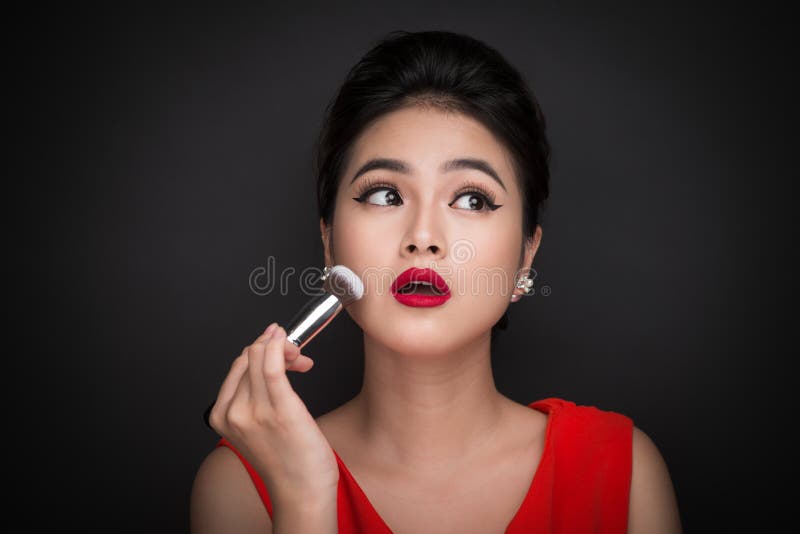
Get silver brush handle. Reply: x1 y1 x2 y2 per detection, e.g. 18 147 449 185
202 292 342 429
285 293 343 349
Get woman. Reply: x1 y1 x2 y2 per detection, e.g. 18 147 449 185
190 30 682 533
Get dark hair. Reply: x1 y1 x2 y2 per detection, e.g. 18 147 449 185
315 30 550 335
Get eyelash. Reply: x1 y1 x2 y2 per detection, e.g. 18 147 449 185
352 178 502 211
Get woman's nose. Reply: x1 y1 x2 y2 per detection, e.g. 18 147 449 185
400 204 446 259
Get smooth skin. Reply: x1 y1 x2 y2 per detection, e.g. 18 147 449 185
190 105 682 533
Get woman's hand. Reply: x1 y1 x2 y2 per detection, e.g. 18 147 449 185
208 323 340 503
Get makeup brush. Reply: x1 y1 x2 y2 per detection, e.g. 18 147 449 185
285 265 364 348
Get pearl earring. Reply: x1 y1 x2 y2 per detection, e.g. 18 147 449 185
320 265 332 281
511 272 534 302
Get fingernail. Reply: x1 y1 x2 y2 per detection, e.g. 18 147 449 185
275 326 286 338
265 322 278 335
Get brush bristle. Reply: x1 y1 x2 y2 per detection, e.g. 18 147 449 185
322 265 364 306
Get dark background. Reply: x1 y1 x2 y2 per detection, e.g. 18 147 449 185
12 1 794 531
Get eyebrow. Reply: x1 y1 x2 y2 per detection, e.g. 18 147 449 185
348 157 507 192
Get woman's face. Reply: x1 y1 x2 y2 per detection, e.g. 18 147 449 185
321 105 541 356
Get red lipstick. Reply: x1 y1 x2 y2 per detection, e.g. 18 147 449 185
390 267 451 307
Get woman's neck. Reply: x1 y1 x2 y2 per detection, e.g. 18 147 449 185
347 330 510 477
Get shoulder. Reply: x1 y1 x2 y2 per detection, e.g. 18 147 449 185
541 398 634 442
190 446 272 534
628 426 683 533
543 399 683 532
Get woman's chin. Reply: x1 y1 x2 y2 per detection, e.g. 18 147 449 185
363 318 479 359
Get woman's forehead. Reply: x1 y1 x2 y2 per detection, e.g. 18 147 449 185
346 107 516 181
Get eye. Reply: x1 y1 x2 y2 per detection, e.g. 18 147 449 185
352 183 403 206
449 190 502 212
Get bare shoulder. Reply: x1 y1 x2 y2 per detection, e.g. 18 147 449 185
628 426 683 534
190 446 272 534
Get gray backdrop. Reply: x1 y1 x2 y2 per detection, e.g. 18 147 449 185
13 1 794 531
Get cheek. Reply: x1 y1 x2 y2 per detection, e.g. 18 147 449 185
331 204 370 261
332 215 395 295
454 221 521 284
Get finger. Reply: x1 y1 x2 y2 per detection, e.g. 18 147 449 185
278 337 312 371
246 342 268 407
287 354 314 372
210 348 250 427
283 338 301 364
217 349 249 403
230 359 253 412
224 367 257 432
262 326 296 409
253 322 278 344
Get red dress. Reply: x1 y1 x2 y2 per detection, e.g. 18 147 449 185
215 397 633 533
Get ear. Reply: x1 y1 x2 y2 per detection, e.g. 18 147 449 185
520 224 543 273
511 225 543 302
320 218 334 266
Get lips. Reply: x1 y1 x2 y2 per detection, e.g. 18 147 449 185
390 267 451 307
